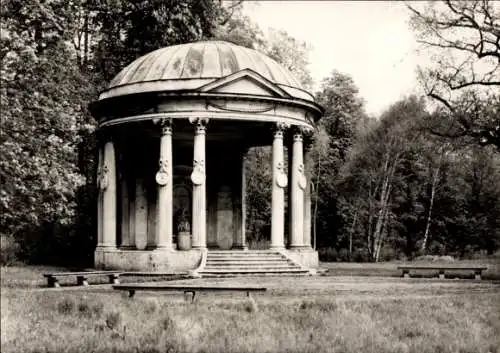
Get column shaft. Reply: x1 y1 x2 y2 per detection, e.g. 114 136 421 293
240 151 247 249
233 150 248 249
290 132 305 248
155 120 173 249
271 126 286 249
120 178 131 247
191 119 207 249
128 178 136 248
97 147 104 247
303 146 313 248
102 141 117 248
134 178 148 250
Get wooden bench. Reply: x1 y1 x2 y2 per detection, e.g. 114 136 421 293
397 266 487 280
43 271 121 288
113 283 267 302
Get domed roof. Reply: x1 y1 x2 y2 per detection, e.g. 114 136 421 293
99 41 313 102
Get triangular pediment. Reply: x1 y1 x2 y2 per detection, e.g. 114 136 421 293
198 69 291 98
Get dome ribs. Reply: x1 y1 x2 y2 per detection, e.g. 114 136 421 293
135 48 169 83
158 44 184 80
201 42 222 78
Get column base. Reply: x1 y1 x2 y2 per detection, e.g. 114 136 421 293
289 245 312 250
270 245 285 250
232 244 248 250
191 246 207 250
95 245 117 250
119 245 136 250
154 245 174 251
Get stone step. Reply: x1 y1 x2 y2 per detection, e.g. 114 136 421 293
207 253 283 257
199 268 308 274
206 257 285 262
201 264 300 269
205 261 293 266
200 273 309 278
207 252 281 256
199 250 307 277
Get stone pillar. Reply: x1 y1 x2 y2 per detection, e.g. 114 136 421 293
100 141 117 248
190 118 208 249
233 148 248 250
120 177 131 247
303 143 313 249
134 178 148 250
96 147 104 247
290 129 306 248
271 123 288 249
128 178 136 249
155 119 173 249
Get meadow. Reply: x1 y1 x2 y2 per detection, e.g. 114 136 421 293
1 265 500 353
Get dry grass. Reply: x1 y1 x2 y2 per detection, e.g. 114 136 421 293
1 266 500 353
320 258 500 279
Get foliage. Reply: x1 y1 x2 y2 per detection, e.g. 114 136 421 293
310 71 367 249
93 0 228 81
263 28 314 89
0 0 93 263
334 96 500 261
407 0 500 149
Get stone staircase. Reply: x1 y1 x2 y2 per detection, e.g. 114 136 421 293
197 250 310 277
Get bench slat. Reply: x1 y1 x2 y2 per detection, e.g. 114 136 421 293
43 271 121 277
113 285 266 292
397 266 487 270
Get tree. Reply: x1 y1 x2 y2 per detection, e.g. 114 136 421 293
336 96 428 261
407 0 500 149
264 28 313 89
93 0 228 81
1 0 92 263
311 71 367 250
211 9 265 49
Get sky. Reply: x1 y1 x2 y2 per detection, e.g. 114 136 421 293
243 1 429 116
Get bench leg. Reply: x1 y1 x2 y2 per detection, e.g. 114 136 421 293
48 277 60 288
128 290 136 298
184 291 196 303
109 275 120 284
77 276 89 286
403 270 410 278
439 271 445 279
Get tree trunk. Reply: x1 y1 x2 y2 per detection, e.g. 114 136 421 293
312 146 323 250
349 210 358 255
421 164 440 253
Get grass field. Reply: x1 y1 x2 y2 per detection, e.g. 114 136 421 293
1 265 500 353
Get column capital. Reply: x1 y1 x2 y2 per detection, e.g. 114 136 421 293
293 131 303 142
153 118 173 136
299 126 314 136
277 121 290 131
189 117 209 134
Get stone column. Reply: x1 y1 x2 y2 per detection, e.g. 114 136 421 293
128 178 136 249
290 129 306 248
233 148 248 250
120 177 131 247
190 118 208 249
101 140 117 248
134 178 148 250
303 142 313 249
96 147 104 247
155 119 173 249
271 123 288 249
